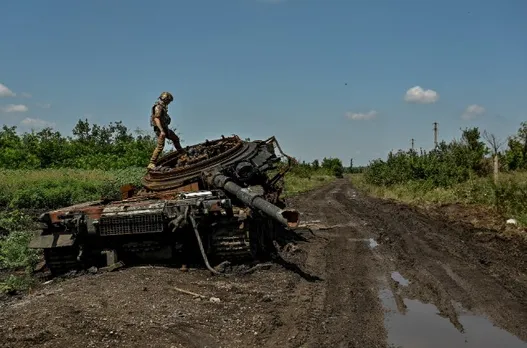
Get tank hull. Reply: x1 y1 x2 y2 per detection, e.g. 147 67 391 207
29 135 299 275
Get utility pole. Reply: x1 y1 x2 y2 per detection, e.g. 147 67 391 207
433 122 438 147
411 138 415 150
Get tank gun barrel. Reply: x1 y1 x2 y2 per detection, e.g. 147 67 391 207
210 173 300 228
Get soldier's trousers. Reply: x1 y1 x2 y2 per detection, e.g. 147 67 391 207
149 127 183 164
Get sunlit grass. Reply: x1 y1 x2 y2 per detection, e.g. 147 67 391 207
0 168 145 209
351 171 527 226
283 173 335 197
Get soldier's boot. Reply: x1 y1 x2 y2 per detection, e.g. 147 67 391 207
168 133 184 152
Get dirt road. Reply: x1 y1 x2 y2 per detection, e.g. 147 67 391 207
1 178 527 348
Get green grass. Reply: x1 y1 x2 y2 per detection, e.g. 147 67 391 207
0 210 41 294
0 167 334 211
0 168 146 210
351 171 527 226
283 172 335 197
0 167 153 294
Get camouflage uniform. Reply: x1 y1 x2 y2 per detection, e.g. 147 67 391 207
148 91 183 169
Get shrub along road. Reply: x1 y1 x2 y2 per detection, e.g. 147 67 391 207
1 178 526 348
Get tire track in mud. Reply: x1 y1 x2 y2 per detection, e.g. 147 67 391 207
340 178 527 345
305 181 386 348
286 178 527 347
275 179 387 348
260 183 332 347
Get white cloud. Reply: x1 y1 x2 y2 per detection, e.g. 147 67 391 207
345 110 377 120
36 103 52 109
1 104 28 113
0 83 16 97
404 86 439 104
20 117 56 129
21 92 32 98
461 104 485 120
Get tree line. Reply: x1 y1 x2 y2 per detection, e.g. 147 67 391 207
4 118 523 187
0 119 350 177
0 119 162 170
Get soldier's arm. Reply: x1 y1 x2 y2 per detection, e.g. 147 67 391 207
152 105 165 134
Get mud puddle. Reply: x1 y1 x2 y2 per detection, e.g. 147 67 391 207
380 289 527 347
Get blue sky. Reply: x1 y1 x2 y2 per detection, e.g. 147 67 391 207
1 0 526 166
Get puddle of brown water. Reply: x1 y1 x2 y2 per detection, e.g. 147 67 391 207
379 289 527 348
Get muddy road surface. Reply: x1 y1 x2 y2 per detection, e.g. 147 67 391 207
1 178 527 348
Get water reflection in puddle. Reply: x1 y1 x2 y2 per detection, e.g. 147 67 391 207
380 289 527 347
346 237 379 249
390 271 409 286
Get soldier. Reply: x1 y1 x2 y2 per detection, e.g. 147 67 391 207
147 91 184 170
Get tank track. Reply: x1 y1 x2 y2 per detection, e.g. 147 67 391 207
210 228 253 262
122 241 163 253
209 219 281 263
44 246 80 276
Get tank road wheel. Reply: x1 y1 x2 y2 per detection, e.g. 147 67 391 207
43 246 81 276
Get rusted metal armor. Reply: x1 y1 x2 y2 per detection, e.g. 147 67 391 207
148 92 183 169
29 135 299 277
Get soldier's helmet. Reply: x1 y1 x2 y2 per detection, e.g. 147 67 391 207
159 91 174 103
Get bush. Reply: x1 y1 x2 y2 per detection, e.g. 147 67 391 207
364 127 489 188
0 210 35 235
0 274 36 294
0 210 41 293
357 124 527 226
0 230 40 271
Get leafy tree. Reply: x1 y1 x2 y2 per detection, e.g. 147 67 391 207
321 157 344 177
504 122 527 170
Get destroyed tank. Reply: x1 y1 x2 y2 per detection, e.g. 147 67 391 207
29 135 300 275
